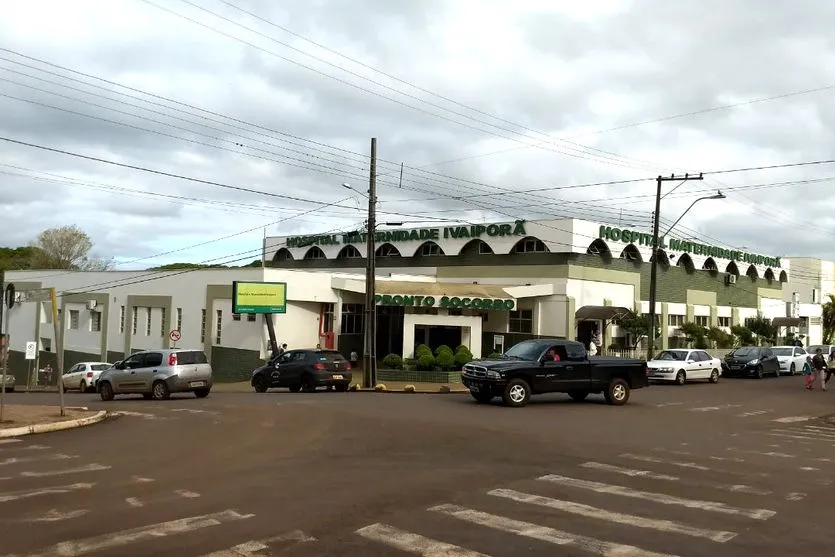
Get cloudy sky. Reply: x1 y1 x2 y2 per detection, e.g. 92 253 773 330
1 0 834 270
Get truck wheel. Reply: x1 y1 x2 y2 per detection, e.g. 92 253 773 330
568 391 589 402
502 378 531 407
604 378 630 406
470 390 493 403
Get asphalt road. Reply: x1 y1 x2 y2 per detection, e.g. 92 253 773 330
1 375 834 557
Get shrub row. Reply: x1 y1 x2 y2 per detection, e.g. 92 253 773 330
381 344 475 371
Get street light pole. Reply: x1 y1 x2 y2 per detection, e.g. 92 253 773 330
647 173 706 359
366 138 378 389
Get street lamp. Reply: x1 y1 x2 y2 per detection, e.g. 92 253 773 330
647 190 724 359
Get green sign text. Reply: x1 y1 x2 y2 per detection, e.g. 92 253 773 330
375 294 515 310
598 226 781 268
287 220 527 249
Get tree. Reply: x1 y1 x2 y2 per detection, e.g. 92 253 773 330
678 322 709 348
730 324 755 346
707 326 735 349
617 313 661 348
0 246 43 270
823 294 835 344
746 315 777 345
29 225 113 270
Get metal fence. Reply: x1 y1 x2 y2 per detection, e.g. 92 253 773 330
604 348 736 360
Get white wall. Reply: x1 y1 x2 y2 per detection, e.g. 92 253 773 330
535 295 569 337
566 279 634 309
760 297 785 319
5 301 37 352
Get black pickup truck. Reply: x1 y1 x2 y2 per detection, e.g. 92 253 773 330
461 339 649 407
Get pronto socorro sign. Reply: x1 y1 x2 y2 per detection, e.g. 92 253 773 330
375 294 515 310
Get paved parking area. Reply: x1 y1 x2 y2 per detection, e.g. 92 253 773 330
0 375 833 556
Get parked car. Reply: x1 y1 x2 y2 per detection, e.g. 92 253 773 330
771 346 808 375
61 362 112 393
722 346 781 378
805 345 835 361
251 349 352 393
96 349 212 401
460 339 650 407
646 349 722 385
1 373 14 392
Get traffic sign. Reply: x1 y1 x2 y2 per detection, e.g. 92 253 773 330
169 329 181 342
25 341 37 360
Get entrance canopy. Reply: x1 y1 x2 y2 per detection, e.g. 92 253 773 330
575 305 633 321
374 281 513 299
772 317 804 327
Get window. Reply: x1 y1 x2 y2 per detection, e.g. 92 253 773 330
418 242 443 256
120 306 125 333
201 309 206 343
322 303 335 333
69 310 80 330
813 288 820 303
667 314 684 327
132 306 138 335
478 241 493 254
90 311 101 332
718 316 731 327
694 315 709 327
247 313 256 322
509 309 533 334
175 350 208 365
176 308 182 332
232 313 242 321
145 307 152 336
512 238 547 253
144 352 163 367
215 309 222 344
340 303 364 335
160 308 166 336
376 244 401 257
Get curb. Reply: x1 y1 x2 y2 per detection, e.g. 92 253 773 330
353 388 468 394
0 410 108 438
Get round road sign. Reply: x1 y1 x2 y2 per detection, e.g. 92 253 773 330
169 329 181 342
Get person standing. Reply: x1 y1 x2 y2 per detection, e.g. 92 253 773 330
812 348 827 391
802 355 814 390
349 349 359 368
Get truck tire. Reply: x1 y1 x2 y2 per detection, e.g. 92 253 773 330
502 378 531 407
604 378 630 406
568 391 589 402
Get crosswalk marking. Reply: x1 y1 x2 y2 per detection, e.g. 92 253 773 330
430 504 679 557
537 475 776 520
580 461 679 481
21 464 110 478
1 510 255 557
620 453 711 471
356 523 492 556
772 416 814 423
0 439 21 445
488 488 737 543
689 404 742 412
0 454 77 467
199 530 315 556
0 483 94 504
0 444 49 453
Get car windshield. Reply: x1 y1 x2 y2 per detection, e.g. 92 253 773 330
653 350 687 361
728 347 756 357
90 364 111 371
317 351 347 362
504 341 545 361
771 348 794 356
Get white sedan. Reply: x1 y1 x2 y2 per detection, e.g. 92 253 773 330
646 349 722 385
61 362 112 393
771 346 807 375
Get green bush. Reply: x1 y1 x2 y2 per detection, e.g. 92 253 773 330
435 350 455 370
417 354 436 370
454 350 473 369
488 352 503 359
404 358 418 370
435 344 454 357
415 344 433 358
381 353 403 370
455 344 470 354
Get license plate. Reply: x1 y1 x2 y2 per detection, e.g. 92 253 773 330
731 366 743 370
189 381 205 387
332 374 343 380
470 385 480 392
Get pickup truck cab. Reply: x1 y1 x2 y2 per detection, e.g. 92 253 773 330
461 339 649 407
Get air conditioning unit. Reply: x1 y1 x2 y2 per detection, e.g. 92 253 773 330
726 274 737 284
86 300 97 310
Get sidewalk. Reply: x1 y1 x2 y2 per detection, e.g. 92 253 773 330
212 381 469 394
0 405 107 438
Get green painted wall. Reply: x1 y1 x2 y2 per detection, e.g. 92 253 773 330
210 346 261 383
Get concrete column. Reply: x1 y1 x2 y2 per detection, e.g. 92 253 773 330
710 305 718 328
603 298 612 351
565 296 576 341
660 303 669 350
732 307 741 327
686 304 695 323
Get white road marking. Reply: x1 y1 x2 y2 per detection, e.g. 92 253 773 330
125 489 201 507
27 509 90 522
0 444 50 453
773 416 814 423
581 462 679 481
489 488 736 543
786 493 806 501
656 402 685 407
171 408 219 415
777 427 835 436
764 432 826 443
0 439 21 445
131 476 154 483
729 448 795 459
0 483 94 504
0 454 77 467
125 497 143 508
431 504 678 557
689 404 742 412
655 448 745 463
21 464 110 478
355 523 492 556
175 489 200 498
620 453 710 471
537 475 776 520
199 531 316 556
110 410 167 420
769 430 835 442
2 509 254 557
736 410 771 417
800 466 819 471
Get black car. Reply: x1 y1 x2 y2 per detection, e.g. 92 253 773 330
251 349 353 393
722 347 780 378
460 339 650 407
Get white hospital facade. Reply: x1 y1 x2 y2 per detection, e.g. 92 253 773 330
1 218 828 382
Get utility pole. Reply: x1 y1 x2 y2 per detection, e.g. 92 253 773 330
363 138 378 388
647 173 704 359
49 288 66 417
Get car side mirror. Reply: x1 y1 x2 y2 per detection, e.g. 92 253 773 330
114 362 124 370
274 361 281 369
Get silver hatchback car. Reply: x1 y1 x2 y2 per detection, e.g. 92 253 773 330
96 349 213 401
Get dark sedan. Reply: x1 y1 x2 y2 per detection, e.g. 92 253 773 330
251 348 353 393
722 346 780 378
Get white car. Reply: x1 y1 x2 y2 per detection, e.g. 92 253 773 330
771 346 807 375
646 349 722 385
61 362 112 393
1 374 14 392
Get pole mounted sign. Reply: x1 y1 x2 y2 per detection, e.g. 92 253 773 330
25 341 37 360
232 281 288 314
169 329 181 343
